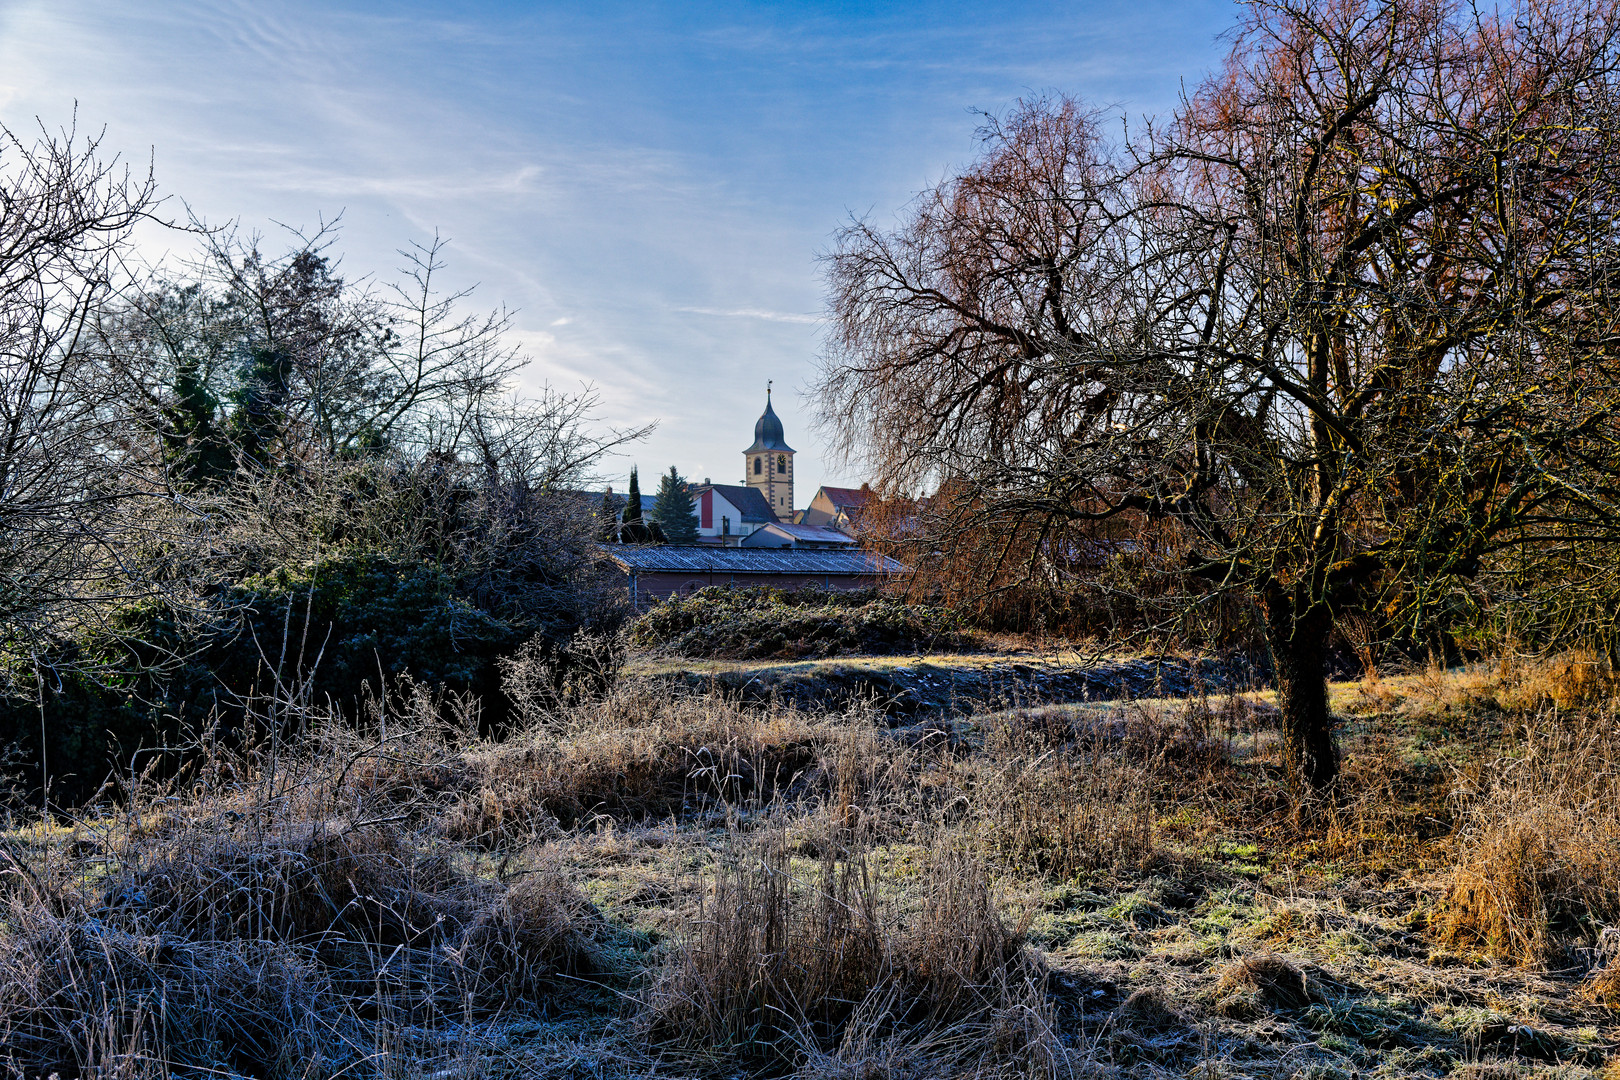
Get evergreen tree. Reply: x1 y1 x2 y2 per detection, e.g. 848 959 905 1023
597 487 619 542
651 465 699 545
623 468 642 526
162 358 234 487
226 344 293 469
620 466 656 543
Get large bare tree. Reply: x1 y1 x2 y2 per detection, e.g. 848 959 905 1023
817 0 1620 791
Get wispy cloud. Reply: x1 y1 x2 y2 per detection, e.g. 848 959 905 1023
677 306 822 325
0 0 1229 494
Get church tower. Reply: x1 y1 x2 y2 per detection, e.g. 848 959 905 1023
744 385 795 520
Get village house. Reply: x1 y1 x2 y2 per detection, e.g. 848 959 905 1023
798 484 874 533
740 521 857 549
686 482 775 544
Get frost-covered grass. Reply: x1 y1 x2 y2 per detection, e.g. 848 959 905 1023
2 656 1616 1079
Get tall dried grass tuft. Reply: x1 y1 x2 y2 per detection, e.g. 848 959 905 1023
1497 649 1617 711
1433 712 1620 966
445 682 838 842
1400 650 1617 725
445 682 915 846
642 824 1057 1073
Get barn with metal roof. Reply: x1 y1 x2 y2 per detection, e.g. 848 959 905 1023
600 545 907 607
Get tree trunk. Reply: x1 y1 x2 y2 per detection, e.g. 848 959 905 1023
1263 586 1339 791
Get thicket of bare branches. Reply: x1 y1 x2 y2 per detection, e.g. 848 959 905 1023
0 121 163 679
0 121 648 807
817 0 1620 790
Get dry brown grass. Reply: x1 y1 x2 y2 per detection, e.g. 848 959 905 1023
9 651 1618 1078
443 683 835 841
960 701 1233 877
1582 928 1620 1008
1497 649 1618 712
1390 650 1618 725
1433 712 1620 967
1213 953 1312 1015
641 823 1064 1075
0 709 605 1079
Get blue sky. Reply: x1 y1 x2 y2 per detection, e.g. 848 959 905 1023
0 0 1234 498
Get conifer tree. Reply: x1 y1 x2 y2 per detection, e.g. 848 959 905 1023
623 467 642 525
651 465 699 544
620 467 655 543
597 487 618 542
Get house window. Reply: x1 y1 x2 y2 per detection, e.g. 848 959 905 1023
754 457 762 475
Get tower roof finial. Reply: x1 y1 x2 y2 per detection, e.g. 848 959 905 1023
745 381 794 453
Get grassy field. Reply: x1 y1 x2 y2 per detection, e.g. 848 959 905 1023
1 653 1617 1078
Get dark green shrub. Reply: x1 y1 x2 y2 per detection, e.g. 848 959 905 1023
1 553 528 807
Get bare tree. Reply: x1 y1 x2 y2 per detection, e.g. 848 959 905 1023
0 120 163 683
817 0 1620 792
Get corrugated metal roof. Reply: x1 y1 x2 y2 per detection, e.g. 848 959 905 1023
601 544 907 575
743 523 856 546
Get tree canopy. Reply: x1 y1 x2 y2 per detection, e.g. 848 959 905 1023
817 0 1620 790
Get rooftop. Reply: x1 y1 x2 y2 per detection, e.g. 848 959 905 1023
818 485 874 508
748 522 857 545
691 482 777 523
744 392 795 454
600 545 906 575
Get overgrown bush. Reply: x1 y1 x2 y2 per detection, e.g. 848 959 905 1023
1 552 528 806
2 539 641 807
627 585 970 660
